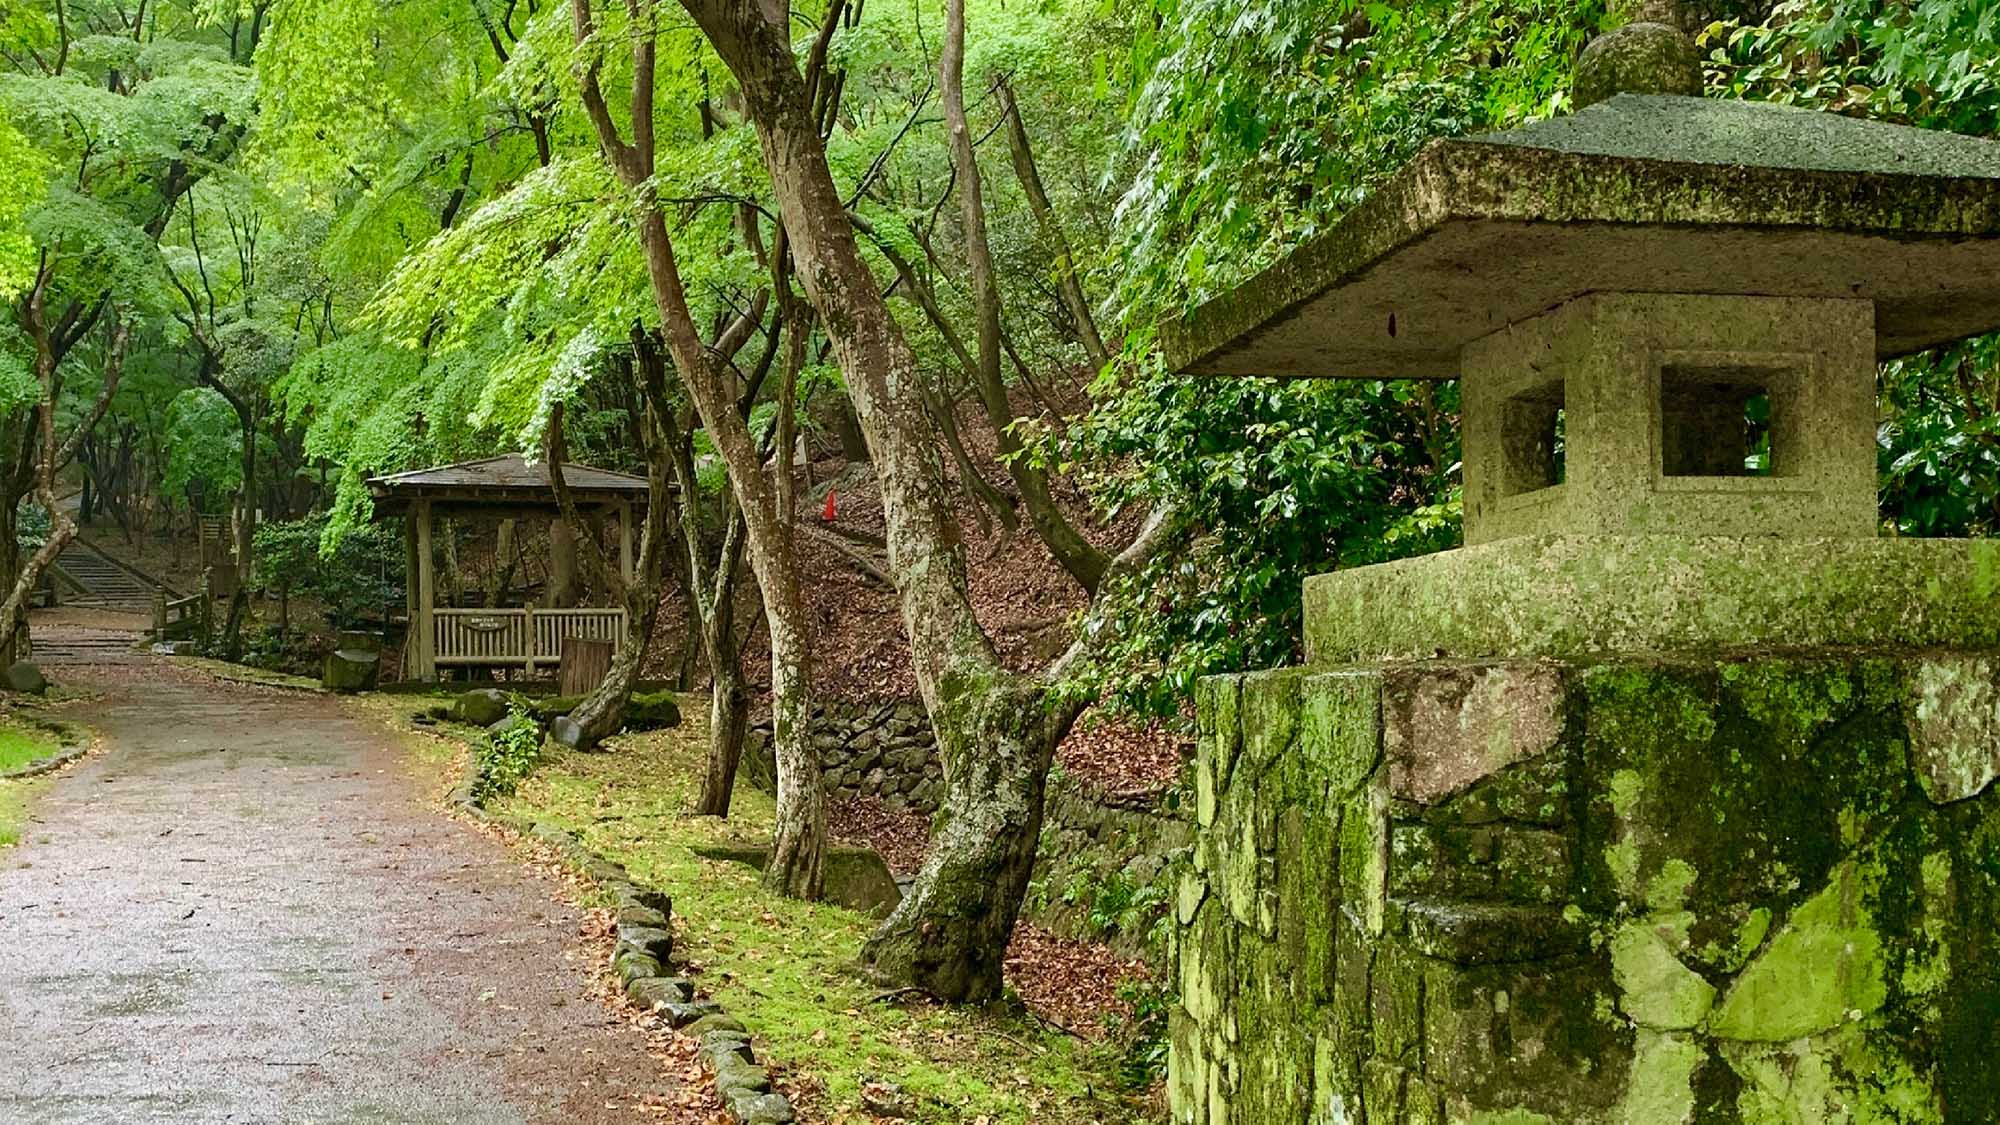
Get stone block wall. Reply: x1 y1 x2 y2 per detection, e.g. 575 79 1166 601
1028 772 1193 961
747 698 945 812
749 698 1194 958
1172 655 2000 1124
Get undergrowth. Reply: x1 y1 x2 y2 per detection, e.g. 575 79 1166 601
471 698 545 802
468 700 1163 1124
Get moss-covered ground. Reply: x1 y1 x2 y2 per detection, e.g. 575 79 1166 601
0 719 63 846
0 718 59 773
367 690 1158 1124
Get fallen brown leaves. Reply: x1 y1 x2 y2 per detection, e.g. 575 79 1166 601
1004 921 1150 1041
1056 710 1189 797
826 794 931 875
476 820 741 1123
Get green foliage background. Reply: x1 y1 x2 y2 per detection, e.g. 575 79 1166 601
10 0 2000 711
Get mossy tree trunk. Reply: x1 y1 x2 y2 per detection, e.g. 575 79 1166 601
657 343 754 819
676 0 1054 998
861 676 1080 998
573 0 825 899
679 0 1183 1000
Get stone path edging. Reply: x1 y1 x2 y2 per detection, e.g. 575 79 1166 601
447 739 800 1125
0 722 91 780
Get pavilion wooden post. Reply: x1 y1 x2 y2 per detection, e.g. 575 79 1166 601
414 499 436 681
618 501 635 589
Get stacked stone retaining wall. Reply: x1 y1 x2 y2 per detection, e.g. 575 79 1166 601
749 697 1193 962
746 698 944 812
1173 654 2000 1124
1028 772 1191 963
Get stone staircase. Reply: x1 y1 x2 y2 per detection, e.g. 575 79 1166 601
54 541 160 612
32 540 167 665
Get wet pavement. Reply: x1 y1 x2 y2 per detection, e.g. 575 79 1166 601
0 662 673 1124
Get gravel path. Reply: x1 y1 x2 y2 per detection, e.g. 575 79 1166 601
0 661 675 1124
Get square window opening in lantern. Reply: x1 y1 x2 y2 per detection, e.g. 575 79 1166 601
1500 383 1566 498
1659 365 1790 479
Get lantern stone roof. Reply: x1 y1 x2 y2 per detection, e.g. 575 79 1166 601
367 454 650 511
1162 94 2000 379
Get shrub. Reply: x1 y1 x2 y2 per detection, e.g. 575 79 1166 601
471 700 545 802
253 513 404 627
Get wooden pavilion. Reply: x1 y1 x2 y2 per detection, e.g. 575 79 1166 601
367 454 650 682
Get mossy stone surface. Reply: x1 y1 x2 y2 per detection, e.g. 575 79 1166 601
1303 535 2000 664
1572 23 1704 109
1459 295 1878 544
1172 651 2000 1124
1162 94 2000 380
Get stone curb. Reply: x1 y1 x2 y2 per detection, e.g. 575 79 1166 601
446 737 798 1124
0 739 89 780
0 719 92 781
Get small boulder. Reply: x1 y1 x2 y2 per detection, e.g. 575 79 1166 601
624 691 682 731
614 883 673 917
4 661 47 695
690 842 903 916
455 688 510 727
626 976 690 1009
685 1013 748 1038
613 948 663 984
486 713 540 744
525 695 583 721
659 999 722 1028
727 1092 798 1125
549 715 588 749
616 903 670 930
323 648 380 694
712 1055 770 1095
616 923 674 962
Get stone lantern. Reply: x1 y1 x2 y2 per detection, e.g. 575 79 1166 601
1162 23 2000 1125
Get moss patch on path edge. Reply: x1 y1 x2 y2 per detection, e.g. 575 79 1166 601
0 719 61 774
0 776 44 847
0 719 70 845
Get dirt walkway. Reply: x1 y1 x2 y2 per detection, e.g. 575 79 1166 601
0 661 675 1124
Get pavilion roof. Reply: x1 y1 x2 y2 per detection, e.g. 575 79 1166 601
367 454 650 512
1162 94 2000 380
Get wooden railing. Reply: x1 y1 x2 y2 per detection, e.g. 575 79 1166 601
433 607 627 674
153 589 204 641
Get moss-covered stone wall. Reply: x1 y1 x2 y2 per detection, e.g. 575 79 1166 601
1172 654 2000 1124
1026 770 1193 963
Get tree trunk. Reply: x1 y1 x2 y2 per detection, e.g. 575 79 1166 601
676 612 703 690
573 0 824 899
996 78 1110 371
867 680 1072 998
679 0 1082 997
0 501 22 666
488 518 517 606
545 398 671 747
811 382 871 463
925 382 1016 539
0 318 131 663
698 651 751 817
547 517 579 607
937 4 1108 595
